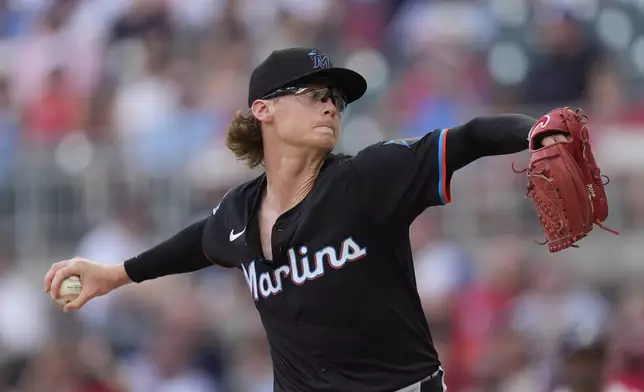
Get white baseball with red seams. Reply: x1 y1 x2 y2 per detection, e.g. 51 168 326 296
53 275 82 306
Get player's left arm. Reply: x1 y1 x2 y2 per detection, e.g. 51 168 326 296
350 113 561 225
443 113 568 186
445 114 535 173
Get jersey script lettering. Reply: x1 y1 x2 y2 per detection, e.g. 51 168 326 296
241 237 367 301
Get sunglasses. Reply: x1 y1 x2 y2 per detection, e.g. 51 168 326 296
261 86 348 113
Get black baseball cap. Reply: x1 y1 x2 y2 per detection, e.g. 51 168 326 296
247 47 368 107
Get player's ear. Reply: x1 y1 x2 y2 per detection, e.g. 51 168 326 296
251 100 273 123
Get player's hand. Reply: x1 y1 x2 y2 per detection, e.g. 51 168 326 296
44 257 132 312
540 133 569 147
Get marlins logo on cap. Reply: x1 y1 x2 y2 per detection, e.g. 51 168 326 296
308 49 332 69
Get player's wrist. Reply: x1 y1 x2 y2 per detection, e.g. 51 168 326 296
110 264 133 288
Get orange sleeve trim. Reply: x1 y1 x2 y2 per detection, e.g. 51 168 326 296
438 128 452 204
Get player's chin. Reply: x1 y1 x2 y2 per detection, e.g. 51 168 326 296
312 125 337 136
310 129 338 148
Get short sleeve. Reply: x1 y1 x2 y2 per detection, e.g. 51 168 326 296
349 128 452 225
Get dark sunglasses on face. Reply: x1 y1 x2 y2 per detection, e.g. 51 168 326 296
261 86 348 113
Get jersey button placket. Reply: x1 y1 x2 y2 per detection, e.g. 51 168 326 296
274 221 286 253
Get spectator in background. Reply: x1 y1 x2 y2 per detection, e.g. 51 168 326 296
521 10 606 108
167 0 224 33
553 339 607 392
75 192 151 331
342 0 387 50
23 67 84 147
511 259 611 385
585 59 644 126
474 327 541 392
232 336 274 392
390 46 484 138
128 57 223 175
199 21 250 119
11 0 100 109
605 285 644 392
116 308 220 392
412 213 473 324
111 30 179 174
15 341 123 392
585 60 627 126
0 77 19 184
76 191 151 271
82 79 116 144
0 354 30 392
108 0 173 45
448 236 527 391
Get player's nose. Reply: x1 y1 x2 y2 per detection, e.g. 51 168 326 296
322 100 338 117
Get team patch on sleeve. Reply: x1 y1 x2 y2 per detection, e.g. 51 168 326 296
212 188 234 215
384 136 423 148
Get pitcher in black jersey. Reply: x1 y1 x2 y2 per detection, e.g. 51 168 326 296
45 47 570 392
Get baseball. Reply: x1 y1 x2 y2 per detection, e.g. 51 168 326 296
53 275 82 306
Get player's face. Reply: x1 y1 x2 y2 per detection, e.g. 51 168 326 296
269 85 346 150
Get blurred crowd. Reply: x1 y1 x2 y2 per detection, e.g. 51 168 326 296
0 0 643 391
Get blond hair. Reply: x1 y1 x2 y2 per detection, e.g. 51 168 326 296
225 110 264 168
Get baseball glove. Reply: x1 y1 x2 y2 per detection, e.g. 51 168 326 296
513 107 618 252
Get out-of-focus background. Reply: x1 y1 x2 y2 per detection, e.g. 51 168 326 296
0 0 642 391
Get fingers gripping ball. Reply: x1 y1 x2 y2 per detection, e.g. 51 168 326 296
53 275 82 306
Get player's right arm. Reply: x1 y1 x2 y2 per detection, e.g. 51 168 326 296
45 186 242 312
45 217 216 312
45 184 244 312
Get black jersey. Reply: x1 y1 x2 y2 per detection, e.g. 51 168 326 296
123 114 534 392
202 129 451 392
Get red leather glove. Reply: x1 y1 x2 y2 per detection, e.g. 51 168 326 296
514 107 618 252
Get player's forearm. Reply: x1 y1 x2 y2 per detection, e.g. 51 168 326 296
123 218 212 283
446 114 535 171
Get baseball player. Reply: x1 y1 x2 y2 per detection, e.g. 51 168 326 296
45 47 583 392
